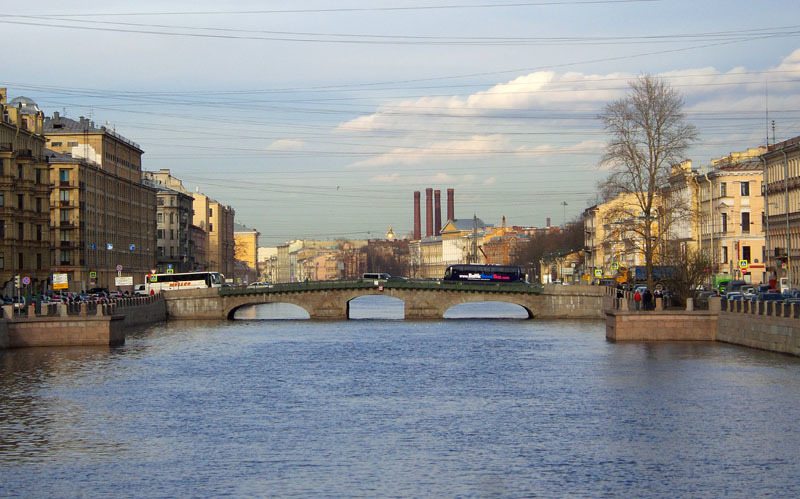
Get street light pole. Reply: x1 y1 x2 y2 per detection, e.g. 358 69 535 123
561 201 568 227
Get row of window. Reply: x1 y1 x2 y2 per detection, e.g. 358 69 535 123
0 192 48 212
0 251 44 270
0 163 49 183
0 221 45 241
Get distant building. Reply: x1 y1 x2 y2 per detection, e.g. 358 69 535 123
144 169 236 278
234 223 260 284
0 90 51 294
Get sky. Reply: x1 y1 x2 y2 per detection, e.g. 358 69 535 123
2 0 800 246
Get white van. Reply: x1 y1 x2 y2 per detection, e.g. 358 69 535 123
780 277 790 293
134 284 149 296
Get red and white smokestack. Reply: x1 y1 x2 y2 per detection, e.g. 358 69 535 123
413 191 421 240
425 188 433 237
447 188 454 221
434 190 442 236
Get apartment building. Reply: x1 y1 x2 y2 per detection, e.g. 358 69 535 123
696 149 766 283
0 91 51 294
763 135 800 288
44 112 156 291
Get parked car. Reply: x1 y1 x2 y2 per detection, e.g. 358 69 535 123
724 292 744 301
695 291 717 309
756 292 785 302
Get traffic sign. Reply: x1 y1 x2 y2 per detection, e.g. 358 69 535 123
116 265 123 272
89 271 97 278
21 276 31 286
107 243 113 250
738 260 748 270
167 268 174 274
611 262 619 270
129 244 136 251
594 269 603 277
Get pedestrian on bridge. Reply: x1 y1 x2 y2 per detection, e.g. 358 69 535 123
634 290 642 311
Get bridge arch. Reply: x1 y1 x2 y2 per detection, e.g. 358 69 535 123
443 300 533 319
230 302 312 320
226 298 315 320
441 296 534 319
347 294 406 319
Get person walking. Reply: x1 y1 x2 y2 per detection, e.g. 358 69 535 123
634 289 642 311
643 289 653 311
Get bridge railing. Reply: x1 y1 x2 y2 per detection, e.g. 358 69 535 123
219 279 544 296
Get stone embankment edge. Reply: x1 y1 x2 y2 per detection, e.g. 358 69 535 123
0 296 167 349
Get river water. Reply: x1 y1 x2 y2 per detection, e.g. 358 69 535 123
1 298 799 497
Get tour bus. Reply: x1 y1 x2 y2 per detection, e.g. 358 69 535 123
443 264 525 283
145 271 224 293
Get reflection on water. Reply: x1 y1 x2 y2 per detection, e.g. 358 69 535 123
2 314 800 497
234 295 531 320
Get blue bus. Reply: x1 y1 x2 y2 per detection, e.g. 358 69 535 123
443 264 525 283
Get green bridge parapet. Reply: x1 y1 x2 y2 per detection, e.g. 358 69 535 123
218 279 544 296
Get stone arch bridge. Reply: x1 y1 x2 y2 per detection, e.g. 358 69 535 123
164 280 611 320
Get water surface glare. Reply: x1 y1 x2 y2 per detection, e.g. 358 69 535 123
1 314 799 497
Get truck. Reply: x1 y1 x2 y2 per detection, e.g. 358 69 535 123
625 265 676 289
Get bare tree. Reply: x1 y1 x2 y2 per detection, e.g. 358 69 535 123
598 75 698 290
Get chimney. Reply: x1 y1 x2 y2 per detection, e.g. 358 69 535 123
434 190 442 236
413 191 421 240
425 188 433 237
447 188 454 221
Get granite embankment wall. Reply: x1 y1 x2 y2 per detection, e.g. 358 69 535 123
607 294 800 357
0 295 166 349
717 300 800 356
538 284 610 319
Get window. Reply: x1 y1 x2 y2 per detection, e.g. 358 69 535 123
60 250 71 266
209 223 213 232
741 212 750 233
36 225 42 241
18 253 23 269
17 164 23 179
741 181 750 196
722 246 728 264
51 142 62 147
35 169 41 183
59 190 70 203
35 198 42 212
60 230 70 242
170 213 174 223
59 169 69 184
36 253 42 270
17 223 23 241
158 246 164 257
743 246 751 263
0 192 4 206
17 194 23 210
158 213 163 223
60 209 70 222
721 213 727 233
170 246 174 257
67 141 78 147
0 221 4 238
170 229 174 240
157 229 164 239
0 252 4 269
720 182 727 197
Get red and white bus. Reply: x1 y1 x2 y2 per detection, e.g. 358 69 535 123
145 271 224 293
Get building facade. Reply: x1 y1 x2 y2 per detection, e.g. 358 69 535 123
234 223 260 283
0 90 51 294
763 136 800 288
696 149 766 283
44 112 156 291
